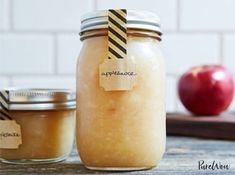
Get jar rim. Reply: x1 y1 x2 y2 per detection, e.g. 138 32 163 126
80 10 161 34
0 88 76 110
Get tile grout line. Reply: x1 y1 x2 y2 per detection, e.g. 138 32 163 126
167 75 179 112
174 76 179 111
8 0 14 31
177 0 181 32
219 33 224 65
8 75 75 78
92 0 97 10
0 31 85 34
0 72 75 76
8 75 13 87
165 30 235 34
3 30 235 35
53 34 58 75
2 29 235 35
5 0 13 87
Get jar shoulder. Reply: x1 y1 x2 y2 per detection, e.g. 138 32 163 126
77 36 164 68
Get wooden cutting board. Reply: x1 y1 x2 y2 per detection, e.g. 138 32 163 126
166 112 235 140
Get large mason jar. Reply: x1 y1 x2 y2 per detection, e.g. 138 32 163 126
76 10 165 171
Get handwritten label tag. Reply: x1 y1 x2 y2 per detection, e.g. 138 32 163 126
99 59 137 91
0 120 22 149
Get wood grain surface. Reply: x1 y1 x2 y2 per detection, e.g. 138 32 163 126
1 137 235 175
167 113 235 140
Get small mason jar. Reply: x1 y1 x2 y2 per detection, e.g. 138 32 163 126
0 89 76 164
76 10 165 171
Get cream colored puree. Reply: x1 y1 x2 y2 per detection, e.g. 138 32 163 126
77 31 166 168
0 110 75 160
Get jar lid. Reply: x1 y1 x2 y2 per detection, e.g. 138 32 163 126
1 89 76 110
80 10 161 34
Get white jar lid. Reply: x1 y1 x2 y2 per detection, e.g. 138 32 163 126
0 89 76 110
80 10 161 34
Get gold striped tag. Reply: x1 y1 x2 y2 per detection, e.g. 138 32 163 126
99 9 137 91
0 90 22 149
0 90 12 120
108 9 127 59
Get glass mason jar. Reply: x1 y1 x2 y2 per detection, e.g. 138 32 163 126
0 89 76 164
76 10 165 171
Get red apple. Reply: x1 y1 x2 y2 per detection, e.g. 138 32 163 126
178 65 234 115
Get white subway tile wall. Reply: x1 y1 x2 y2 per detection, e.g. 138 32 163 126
0 0 9 30
57 34 81 74
166 76 177 112
0 0 234 112
0 76 9 88
223 35 235 74
96 0 177 31
13 0 92 31
180 0 235 31
0 34 54 74
162 34 220 75
11 76 75 89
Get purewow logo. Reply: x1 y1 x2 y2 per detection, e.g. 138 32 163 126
198 160 230 171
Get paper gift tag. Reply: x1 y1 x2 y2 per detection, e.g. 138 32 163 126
99 59 137 91
0 120 22 149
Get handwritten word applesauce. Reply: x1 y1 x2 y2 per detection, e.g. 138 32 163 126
101 70 137 77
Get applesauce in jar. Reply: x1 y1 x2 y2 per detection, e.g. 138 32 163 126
76 10 165 171
0 89 76 164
